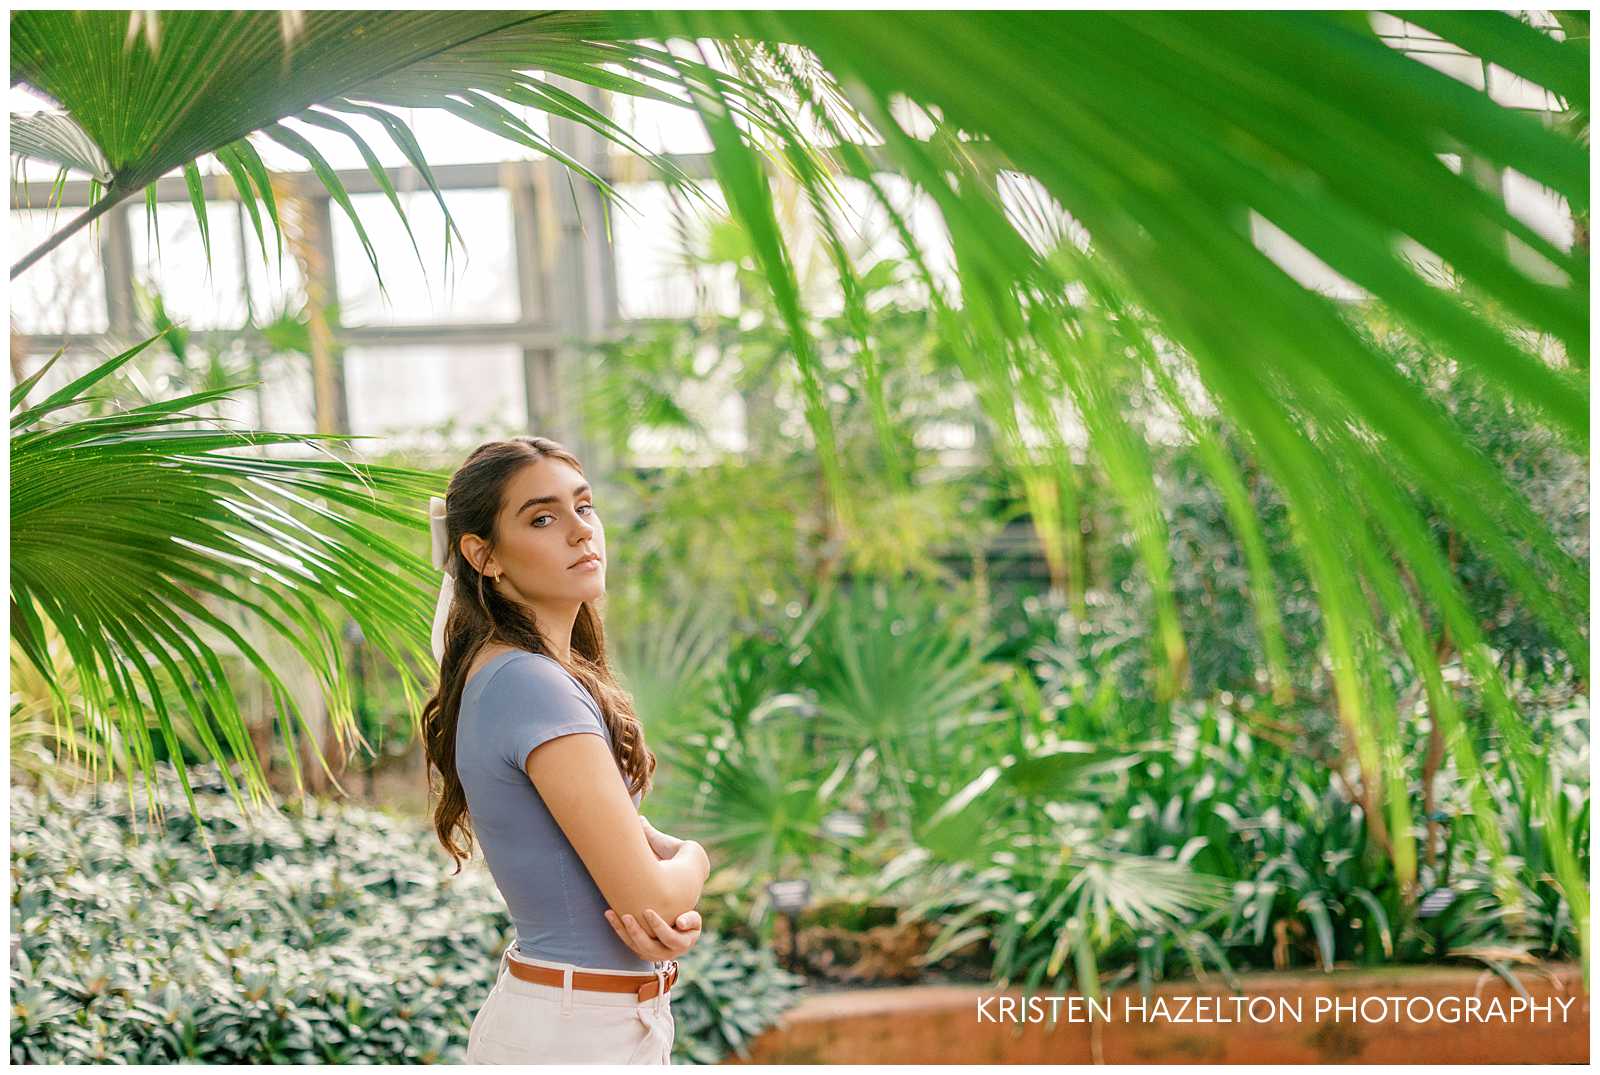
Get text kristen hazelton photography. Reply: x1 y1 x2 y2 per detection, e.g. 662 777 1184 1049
8 6 1589 1068
974 992 1582 1026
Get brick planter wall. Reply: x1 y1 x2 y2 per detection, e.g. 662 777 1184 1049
733 963 1588 1065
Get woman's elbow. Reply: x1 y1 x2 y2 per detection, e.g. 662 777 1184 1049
625 856 706 922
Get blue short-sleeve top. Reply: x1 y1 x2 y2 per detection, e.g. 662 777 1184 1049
454 649 652 971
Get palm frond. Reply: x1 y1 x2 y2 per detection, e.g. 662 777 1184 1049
9 12 794 282
639 10 1586 954
10 334 445 821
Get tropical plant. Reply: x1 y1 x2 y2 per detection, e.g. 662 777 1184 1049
592 504 1588 992
889 689 1587 999
10 9 1589 969
609 457 822 622
646 13 1590 975
641 620 844 892
798 579 1012 828
648 14 1586 967
9 11 725 280
10 337 443 817
582 197 993 622
112 282 317 426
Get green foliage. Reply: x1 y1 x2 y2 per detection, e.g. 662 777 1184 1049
669 933 807 1064
800 580 1011 827
899 622 1588 989
587 252 987 621
638 15 1588 949
9 768 802 1064
9 12 697 274
9 8 1590 997
627 553 1586 997
10 338 444 819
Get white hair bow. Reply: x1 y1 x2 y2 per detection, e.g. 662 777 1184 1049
428 496 453 664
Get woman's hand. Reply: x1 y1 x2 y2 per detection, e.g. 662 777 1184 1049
605 815 703 960
604 906 702 962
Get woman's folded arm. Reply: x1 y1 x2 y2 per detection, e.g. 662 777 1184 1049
521 732 709 924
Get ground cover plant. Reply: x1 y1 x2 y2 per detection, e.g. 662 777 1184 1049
9 767 802 1064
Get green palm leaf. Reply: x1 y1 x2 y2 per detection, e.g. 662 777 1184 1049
10 336 444 822
637 11 1586 969
8 10 732 280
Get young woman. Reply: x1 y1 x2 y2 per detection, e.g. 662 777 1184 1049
419 436 710 1065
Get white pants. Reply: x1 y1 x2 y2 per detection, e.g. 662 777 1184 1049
464 944 676 1065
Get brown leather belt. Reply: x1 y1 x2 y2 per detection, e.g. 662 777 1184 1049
506 956 679 1002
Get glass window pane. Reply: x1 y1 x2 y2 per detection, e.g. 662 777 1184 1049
613 180 736 320
333 189 519 326
127 199 250 329
14 349 112 402
1504 167 1575 252
17 339 318 451
612 94 713 156
9 208 109 335
401 104 551 166
243 231 308 322
243 352 319 437
1250 211 1367 300
830 175 956 308
343 344 524 451
252 103 552 173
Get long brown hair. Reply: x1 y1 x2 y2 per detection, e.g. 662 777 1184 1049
420 436 655 872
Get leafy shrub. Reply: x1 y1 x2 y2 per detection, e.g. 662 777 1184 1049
669 931 805 1063
10 768 802 1064
892 691 1588 996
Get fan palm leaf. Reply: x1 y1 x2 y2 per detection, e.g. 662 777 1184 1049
11 336 444 822
8 10 750 279
802 580 1010 828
